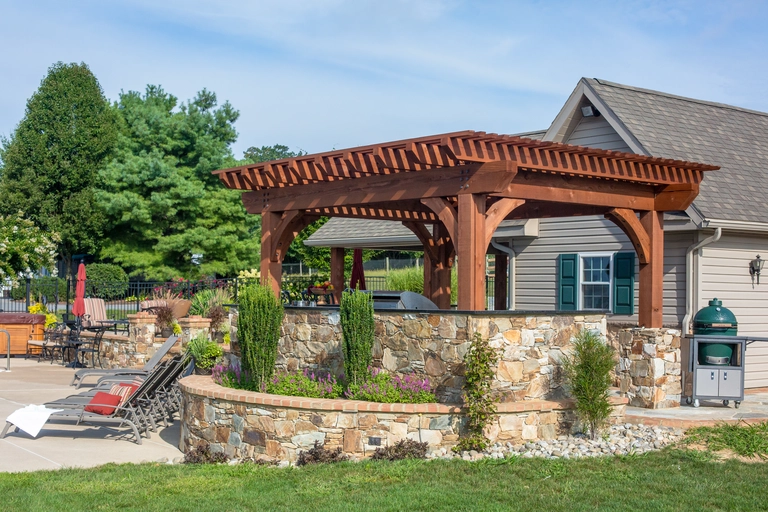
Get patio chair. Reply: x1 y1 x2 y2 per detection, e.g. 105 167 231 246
81 298 128 334
74 327 107 369
70 335 180 388
26 323 66 362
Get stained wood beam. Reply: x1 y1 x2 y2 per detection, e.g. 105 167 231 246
457 194 487 310
493 171 656 210
655 183 700 211
604 208 651 264
307 202 437 222
331 248 345 303
638 211 664 328
502 202 611 220
260 212 282 297
402 222 438 262
242 161 517 214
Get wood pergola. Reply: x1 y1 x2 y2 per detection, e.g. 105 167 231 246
215 130 718 328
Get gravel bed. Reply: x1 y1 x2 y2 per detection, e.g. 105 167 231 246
428 424 685 461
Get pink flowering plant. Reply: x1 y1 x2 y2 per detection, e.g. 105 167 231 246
345 367 436 404
213 362 342 399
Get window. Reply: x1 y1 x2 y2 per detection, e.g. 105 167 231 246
558 252 635 314
580 254 611 310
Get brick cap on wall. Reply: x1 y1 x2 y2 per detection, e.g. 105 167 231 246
180 376 627 414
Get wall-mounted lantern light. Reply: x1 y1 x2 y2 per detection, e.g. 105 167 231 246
750 254 764 284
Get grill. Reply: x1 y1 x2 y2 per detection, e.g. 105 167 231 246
368 291 439 310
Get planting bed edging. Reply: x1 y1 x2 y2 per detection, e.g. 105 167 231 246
179 376 627 462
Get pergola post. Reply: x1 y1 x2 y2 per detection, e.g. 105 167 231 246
494 254 508 310
457 194 487 310
260 211 282 297
330 247 345 303
638 211 664 328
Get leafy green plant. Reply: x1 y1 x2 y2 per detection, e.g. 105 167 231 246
345 368 436 403
454 332 499 453
186 332 223 370
266 369 343 399
238 283 284 389
562 329 615 440
371 439 428 461
685 421 768 458
85 263 129 300
154 305 175 332
340 290 375 386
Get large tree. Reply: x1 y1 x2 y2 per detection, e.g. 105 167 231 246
98 86 259 280
0 62 117 274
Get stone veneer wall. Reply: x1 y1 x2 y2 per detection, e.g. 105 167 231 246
610 327 682 409
179 376 627 461
93 313 208 368
229 309 607 404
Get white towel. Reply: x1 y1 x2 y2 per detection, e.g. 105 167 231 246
5 405 64 437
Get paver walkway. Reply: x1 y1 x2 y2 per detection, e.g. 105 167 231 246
0 358 182 473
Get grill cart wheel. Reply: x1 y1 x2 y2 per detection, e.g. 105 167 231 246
723 400 729 406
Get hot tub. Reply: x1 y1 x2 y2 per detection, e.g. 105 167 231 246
0 313 46 356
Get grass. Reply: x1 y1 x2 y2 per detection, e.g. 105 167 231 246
685 421 768 458
1 449 767 511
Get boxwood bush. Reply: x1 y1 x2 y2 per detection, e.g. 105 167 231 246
85 263 129 300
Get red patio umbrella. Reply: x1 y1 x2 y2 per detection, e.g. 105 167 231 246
72 263 86 320
349 248 366 291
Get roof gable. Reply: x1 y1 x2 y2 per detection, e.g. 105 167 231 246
548 78 768 225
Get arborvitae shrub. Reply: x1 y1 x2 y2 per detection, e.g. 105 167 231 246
340 289 375 386
238 283 284 389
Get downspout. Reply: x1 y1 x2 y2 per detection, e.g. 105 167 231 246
491 241 516 310
682 228 721 334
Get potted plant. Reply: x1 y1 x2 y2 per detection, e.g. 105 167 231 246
186 332 224 375
154 305 175 338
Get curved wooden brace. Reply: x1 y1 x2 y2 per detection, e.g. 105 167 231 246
402 221 438 263
484 198 525 248
271 211 320 262
604 208 651 264
421 197 458 243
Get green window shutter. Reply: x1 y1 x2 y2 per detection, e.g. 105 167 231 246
558 254 578 311
613 252 635 315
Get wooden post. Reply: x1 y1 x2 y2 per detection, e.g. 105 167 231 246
260 212 282 297
432 224 454 309
638 211 664 328
494 254 508 310
457 194 487 310
423 249 434 301
330 247 345 304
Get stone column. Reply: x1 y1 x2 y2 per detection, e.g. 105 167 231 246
615 327 681 409
110 311 157 369
178 315 212 349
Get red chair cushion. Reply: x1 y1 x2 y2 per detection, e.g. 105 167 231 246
83 392 122 415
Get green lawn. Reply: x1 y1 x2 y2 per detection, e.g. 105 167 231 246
1 449 766 511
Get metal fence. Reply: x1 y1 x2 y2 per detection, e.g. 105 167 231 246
1 274 498 317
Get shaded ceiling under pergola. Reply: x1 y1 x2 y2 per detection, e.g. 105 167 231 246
215 130 718 328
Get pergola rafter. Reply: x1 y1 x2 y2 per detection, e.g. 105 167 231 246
215 130 718 327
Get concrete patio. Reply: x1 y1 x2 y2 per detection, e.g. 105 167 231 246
0 358 182 473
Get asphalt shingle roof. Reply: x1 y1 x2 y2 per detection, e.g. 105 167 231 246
585 78 768 224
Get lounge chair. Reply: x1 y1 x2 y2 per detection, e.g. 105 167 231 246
70 335 180 388
1 357 188 444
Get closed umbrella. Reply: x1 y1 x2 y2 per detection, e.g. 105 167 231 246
72 263 86 322
349 249 366 291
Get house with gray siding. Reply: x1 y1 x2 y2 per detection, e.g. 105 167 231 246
305 78 768 387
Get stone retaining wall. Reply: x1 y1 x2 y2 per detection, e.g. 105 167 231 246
230 309 607 403
610 327 682 409
179 376 627 462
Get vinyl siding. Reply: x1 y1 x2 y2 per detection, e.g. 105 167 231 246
699 234 768 388
510 216 691 326
566 115 633 152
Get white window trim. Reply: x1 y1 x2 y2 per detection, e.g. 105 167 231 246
578 252 614 312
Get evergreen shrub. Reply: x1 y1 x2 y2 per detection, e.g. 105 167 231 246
85 263 129 300
340 289 375 386
238 283 284 389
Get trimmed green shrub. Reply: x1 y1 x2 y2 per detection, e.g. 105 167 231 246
340 289 375 386
10 277 67 301
454 332 498 453
186 332 223 370
563 329 616 440
238 283 284 389
85 263 129 300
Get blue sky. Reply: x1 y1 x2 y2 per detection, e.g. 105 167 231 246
1 0 767 158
